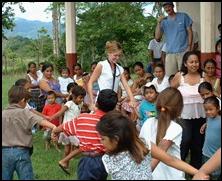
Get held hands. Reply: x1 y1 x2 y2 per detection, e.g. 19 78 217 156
51 126 58 142
192 171 210 180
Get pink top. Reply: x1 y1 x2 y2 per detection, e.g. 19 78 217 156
178 73 205 119
215 54 221 79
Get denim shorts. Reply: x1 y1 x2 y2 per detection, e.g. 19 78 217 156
2 146 34 180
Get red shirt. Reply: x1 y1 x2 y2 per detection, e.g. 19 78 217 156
42 103 61 126
62 110 105 153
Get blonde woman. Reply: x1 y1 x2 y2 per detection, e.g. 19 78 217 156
87 40 136 111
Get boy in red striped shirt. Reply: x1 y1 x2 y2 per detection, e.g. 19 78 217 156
52 89 118 179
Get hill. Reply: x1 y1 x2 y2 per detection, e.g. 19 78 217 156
5 18 52 39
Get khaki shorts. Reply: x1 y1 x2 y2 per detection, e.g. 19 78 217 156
165 52 186 77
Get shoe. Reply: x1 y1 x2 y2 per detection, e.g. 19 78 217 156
58 163 70 175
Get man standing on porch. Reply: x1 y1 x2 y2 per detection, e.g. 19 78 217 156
155 2 193 76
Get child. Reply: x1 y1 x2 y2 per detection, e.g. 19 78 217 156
51 89 118 180
151 63 170 92
2 85 56 180
140 87 185 179
199 96 221 180
49 85 86 172
42 91 62 151
58 67 74 95
198 81 221 108
37 62 44 80
168 74 175 87
73 63 84 87
96 110 198 180
138 82 159 128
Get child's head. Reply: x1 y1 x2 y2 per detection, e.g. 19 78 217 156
90 62 98 73
8 85 31 107
153 63 165 80
71 85 86 105
96 110 149 163
168 74 175 86
123 66 131 80
67 82 78 93
39 62 44 71
60 67 70 78
215 39 221 54
203 59 216 77
47 91 57 104
96 89 118 112
155 87 183 144
198 82 214 100
180 51 202 76
133 62 145 77
203 96 220 118
15 79 31 90
143 82 159 103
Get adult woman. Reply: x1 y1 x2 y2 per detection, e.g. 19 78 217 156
26 61 44 112
87 40 136 111
39 63 68 105
203 59 221 97
171 51 206 169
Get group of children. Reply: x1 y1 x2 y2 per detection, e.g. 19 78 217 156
2 53 221 180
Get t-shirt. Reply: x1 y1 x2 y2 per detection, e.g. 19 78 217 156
148 39 164 59
160 12 193 53
202 115 221 158
58 76 74 94
139 117 185 180
63 101 81 123
62 110 105 153
2 104 43 147
151 75 170 93
102 151 152 180
42 103 61 126
139 100 156 127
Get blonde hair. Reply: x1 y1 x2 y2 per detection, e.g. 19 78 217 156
105 40 122 54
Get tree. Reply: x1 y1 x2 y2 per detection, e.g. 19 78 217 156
2 2 25 39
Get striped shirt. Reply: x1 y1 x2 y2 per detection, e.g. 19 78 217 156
62 110 105 153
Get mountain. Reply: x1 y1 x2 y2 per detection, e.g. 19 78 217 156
5 18 53 39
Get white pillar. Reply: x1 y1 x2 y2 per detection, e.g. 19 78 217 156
65 2 77 76
200 2 215 53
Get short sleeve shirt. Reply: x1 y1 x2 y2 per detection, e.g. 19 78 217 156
2 104 43 147
102 151 152 180
63 101 81 123
148 39 164 59
160 12 193 53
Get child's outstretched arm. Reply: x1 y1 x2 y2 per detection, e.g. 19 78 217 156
151 142 198 175
151 139 173 171
192 148 221 180
49 105 68 121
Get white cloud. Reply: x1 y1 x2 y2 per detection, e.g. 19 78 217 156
11 2 52 22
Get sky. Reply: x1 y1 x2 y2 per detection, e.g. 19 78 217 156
10 2 154 22
10 2 52 22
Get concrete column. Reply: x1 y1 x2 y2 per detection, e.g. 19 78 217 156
200 2 216 65
65 2 77 77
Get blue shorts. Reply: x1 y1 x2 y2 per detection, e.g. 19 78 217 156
77 156 107 180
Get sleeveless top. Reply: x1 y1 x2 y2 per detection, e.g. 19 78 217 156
178 73 205 119
27 73 40 90
97 60 124 93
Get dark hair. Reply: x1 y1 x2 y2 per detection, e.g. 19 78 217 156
8 85 31 104
28 61 36 68
39 62 45 66
15 79 29 87
60 67 70 75
203 59 217 68
204 96 221 115
42 63 54 72
67 82 78 92
96 111 149 164
47 91 56 98
143 85 158 95
74 63 82 69
96 89 118 112
155 87 183 145
168 74 175 83
154 63 165 71
71 85 86 98
91 61 98 67
215 39 221 53
123 66 131 79
180 51 202 76
198 82 213 93
133 62 144 69
218 24 221 30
